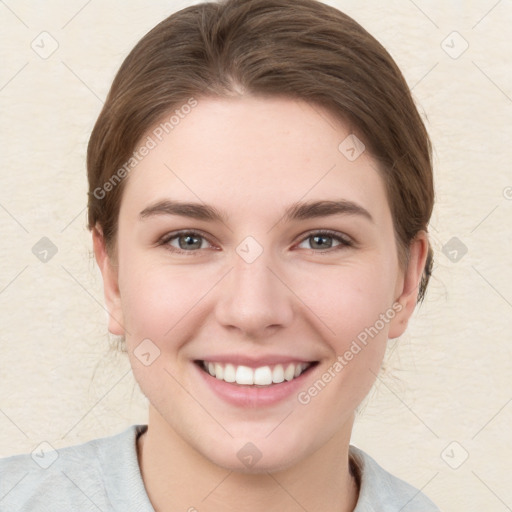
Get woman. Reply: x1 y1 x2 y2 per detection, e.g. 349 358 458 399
0 0 440 510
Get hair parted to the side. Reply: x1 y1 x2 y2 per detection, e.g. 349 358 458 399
87 0 434 302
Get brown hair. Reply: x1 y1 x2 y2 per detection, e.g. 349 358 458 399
87 0 434 301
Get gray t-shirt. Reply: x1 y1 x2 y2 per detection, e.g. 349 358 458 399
0 425 440 511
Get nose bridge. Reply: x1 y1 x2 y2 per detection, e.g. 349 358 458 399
214 246 293 336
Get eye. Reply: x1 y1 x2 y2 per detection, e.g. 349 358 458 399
296 230 354 252
158 229 354 256
159 230 214 254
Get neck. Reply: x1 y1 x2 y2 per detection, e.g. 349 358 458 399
137 406 359 512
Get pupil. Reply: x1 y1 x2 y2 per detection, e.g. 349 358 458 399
313 235 331 249
180 235 200 250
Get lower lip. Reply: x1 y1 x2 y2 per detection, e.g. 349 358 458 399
194 363 314 408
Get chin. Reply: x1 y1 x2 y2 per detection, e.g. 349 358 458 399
208 448 304 475
196 430 315 475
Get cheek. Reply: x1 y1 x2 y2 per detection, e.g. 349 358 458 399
121 268 197 335
293 259 398 342
295 261 395 384
293 267 396 415
117 260 218 402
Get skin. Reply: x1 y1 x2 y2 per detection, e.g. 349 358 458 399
93 96 428 512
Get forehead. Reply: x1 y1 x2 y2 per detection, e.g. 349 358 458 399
120 96 391 224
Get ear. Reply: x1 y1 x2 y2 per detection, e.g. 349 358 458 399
388 231 429 339
92 225 125 335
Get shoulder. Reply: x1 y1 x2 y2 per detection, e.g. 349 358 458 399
0 424 152 512
350 445 441 512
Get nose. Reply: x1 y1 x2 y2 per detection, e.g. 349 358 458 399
214 250 294 339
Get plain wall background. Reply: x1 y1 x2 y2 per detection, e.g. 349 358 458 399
1 1 511 510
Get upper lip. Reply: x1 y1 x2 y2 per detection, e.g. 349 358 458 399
195 355 318 368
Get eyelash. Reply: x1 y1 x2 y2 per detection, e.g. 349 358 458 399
158 229 354 256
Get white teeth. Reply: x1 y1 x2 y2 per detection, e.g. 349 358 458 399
284 363 295 381
272 364 285 383
201 361 311 386
214 363 224 380
235 365 254 385
224 363 236 383
254 366 273 386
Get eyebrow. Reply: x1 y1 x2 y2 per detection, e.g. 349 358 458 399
139 198 373 224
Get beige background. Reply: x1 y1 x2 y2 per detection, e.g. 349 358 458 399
1 1 511 510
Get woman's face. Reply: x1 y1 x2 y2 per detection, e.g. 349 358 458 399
96 96 424 472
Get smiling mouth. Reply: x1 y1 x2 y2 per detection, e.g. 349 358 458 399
195 360 318 386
